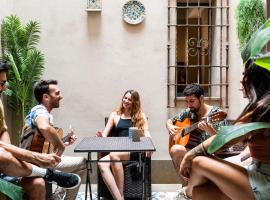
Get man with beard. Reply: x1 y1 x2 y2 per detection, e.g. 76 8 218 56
0 62 81 200
166 83 226 187
21 79 86 200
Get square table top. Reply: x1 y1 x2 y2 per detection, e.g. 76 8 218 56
74 137 156 153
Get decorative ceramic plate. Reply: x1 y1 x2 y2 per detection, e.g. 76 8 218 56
122 0 146 25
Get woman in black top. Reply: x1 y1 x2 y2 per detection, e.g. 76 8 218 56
97 89 151 200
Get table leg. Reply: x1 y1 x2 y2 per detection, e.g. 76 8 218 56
142 156 146 200
139 153 147 200
85 153 92 200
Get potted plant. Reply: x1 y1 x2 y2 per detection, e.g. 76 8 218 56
0 15 45 143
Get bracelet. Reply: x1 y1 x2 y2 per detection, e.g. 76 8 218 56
191 143 209 156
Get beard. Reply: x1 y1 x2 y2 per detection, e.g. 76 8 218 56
190 107 199 113
189 102 201 113
51 100 60 108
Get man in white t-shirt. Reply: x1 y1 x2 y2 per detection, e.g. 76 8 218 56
21 79 86 200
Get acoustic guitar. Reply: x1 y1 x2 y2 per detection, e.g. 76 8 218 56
21 126 74 154
168 111 227 150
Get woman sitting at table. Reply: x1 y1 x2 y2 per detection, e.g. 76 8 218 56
96 89 151 200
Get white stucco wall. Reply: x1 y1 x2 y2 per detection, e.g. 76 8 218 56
228 0 249 118
0 0 13 18
1 0 168 158
0 0 251 160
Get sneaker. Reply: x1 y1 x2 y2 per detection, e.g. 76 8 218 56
175 187 191 200
44 169 81 189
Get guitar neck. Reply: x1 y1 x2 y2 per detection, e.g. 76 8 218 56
182 122 199 136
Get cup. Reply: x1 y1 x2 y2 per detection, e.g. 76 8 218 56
129 127 141 142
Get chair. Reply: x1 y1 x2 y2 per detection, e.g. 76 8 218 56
97 118 152 199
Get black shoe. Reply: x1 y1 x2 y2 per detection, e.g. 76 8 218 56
44 169 81 189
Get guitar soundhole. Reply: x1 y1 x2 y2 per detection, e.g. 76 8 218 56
181 129 185 138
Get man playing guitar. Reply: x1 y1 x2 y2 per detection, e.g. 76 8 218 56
166 83 227 188
21 79 86 200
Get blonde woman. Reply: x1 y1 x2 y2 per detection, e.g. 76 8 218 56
96 89 151 200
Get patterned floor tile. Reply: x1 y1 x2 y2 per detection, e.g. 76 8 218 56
76 192 181 200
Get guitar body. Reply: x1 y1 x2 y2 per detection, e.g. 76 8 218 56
29 130 46 153
29 127 64 153
168 118 191 150
168 110 227 150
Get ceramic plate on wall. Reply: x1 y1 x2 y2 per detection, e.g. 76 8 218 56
122 0 145 25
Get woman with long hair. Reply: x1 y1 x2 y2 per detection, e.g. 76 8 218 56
178 55 270 200
97 89 151 200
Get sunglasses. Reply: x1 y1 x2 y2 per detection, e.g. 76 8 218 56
0 80 7 87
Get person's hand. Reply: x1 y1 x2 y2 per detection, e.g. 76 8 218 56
179 151 196 180
33 152 61 168
63 134 77 146
198 121 216 135
96 131 103 137
167 124 179 136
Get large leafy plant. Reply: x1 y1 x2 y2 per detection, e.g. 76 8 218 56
208 18 270 154
236 0 265 51
0 15 45 130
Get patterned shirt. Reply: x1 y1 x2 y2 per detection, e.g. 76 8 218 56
25 104 53 129
170 106 227 149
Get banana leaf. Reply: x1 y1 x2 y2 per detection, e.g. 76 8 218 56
241 18 270 63
254 55 270 72
208 122 270 154
0 178 24 200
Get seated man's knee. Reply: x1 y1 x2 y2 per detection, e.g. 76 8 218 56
169 145 186 157
21 177 46 194
192 156 208 170
33 177 46 188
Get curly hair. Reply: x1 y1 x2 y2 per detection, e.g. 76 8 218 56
116 89 146 134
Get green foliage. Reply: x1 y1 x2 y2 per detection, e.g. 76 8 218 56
241 18 270 63
208 122 270 154
0 15 45 128
254 54 270 71
236 0 266 51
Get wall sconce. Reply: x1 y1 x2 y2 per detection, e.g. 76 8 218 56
86 0 102 11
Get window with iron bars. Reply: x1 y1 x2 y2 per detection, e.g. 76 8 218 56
167 0 229 108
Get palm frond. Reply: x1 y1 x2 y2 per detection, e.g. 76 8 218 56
24 21 41 50
7 53 21 81
22 49 45 83
1 15 45 130
241 18 270 63
208 122 270 154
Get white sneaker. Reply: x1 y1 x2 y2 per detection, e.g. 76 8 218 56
174 187 191 200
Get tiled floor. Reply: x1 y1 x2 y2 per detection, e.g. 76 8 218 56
76 192 182 200
75 184 188 200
